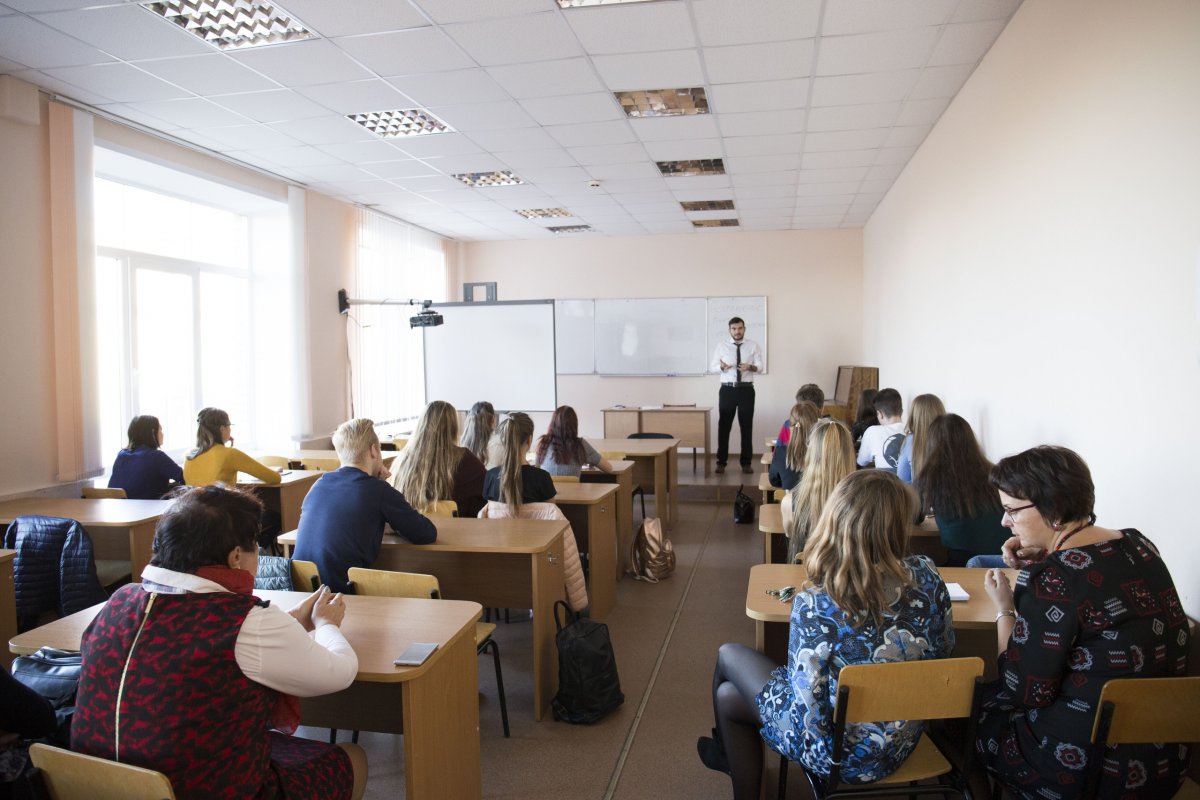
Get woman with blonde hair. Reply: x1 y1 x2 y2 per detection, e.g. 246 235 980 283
392 400 485 519
701 471 954 798
768 401 819 491
896 393 945 484
781 419 856 563
460 400 495 465
482 412 555 509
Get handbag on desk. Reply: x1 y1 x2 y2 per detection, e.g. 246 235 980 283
733 485 755 524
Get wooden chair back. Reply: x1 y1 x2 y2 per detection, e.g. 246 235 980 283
302 457 340 471
82 487 127 499
551 475 580 483
837 657 984 723
428 500 459 518
1091 676 1200 744
257 455 290 468
291 559 321 592
347 567 440 599
599 451 625 460
30 743 176 799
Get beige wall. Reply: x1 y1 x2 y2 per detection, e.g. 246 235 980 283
863 0 1200 613
460 229 864 448
302 191 355 439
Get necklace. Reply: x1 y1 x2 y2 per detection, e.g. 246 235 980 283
1053 521 1091 552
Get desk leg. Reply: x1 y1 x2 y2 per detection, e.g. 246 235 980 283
667 447 679 531
531 539 565 721
0 556 14 670
587 502 615 620
614 471 633 579
653 453 669 531
127 522 155 582
703 414 711 477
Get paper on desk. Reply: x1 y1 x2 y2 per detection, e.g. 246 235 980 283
945 583 970 602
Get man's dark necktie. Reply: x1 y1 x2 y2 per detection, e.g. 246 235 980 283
735 342 742 384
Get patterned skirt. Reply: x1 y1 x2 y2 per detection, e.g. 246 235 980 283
262 732 354 800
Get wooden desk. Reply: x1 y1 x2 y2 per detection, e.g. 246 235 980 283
758 503 785 564
281 516 567 720
0 498 171 581
551 482 618 620
590 437 678 536
238 470 321 532
582 460 635 576
603 407 711 475
0 550 13 669
758 470 780 504
746 564 1015 676
9 591 482 800
255 450 397 471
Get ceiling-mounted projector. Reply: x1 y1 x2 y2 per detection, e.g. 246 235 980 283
410 310 444 328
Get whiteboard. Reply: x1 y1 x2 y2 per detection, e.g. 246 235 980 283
594 298 708 375
708 296 767 374
554 299 594 374
423 301 557 411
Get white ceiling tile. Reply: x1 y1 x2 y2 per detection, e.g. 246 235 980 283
293 163 380 182
725 154 800 173
641 138 721 161
428 100 537 131
391 131 484 157
465 127 561 151
731 183 795 199
952 0 1023 23
816 29 939 76
928 20 1008 66
797 166 869 184
585 162 661 180
242 145 346 168
642 221 693 233
545 120 636 148
269 114 375 145
126 98 250 128
568 142 648 165
717 109 804 137
43 62 190 103
731 170 797 187
0 16 114 69
692 0 820 46
664 174 731 190
387 69 509 107
566 3 696 54
485 58 606 99
708 79 808 114
795 193 855 207
333 29 474 76
852 191 885 204
363 159 442 179
736 196 795 210
444 12 582 67
883 124 931 147
895 96 950 126
801 149 876 169
494 149 579 169
630 114 719 142
414 0 547 25
229 40 375 87
281 0 430 37
132 54 280 96
810 70 920 106
704 40 814 84
5 0 112 8
874 145 918 164
167 127 236 151
803 128 888 151
390 174 473 192
37 5 211 61
94 101 185 130
517 166 592 184
865 163 905 181
723 134 803 157
591 49 704 92
796 181 860 196
601 177 669 194
519 92 624 127
670 187 732 202
807 102 899 132
622 202 686 215
209 89 329 123
296 79 415 116
424 154 508 174
910 64 974 99
821 0 957 35
316 139 411 163
475 184 557 203
858 179 895 194
785 203 849 216
22 70 115 106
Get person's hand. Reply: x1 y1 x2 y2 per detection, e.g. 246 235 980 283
311 586 346 629
719 359 732 370
738 362 755 372
984 568 1015 611
375 462 391 481
1000 535 1046 569
287 586 323 632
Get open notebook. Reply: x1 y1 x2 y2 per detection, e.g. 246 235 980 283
945 583 971 602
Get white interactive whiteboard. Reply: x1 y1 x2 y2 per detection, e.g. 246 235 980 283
554 299 595 375
594 298 708 375
423 301 557 411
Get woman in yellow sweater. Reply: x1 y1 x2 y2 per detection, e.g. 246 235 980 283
183 407 281 487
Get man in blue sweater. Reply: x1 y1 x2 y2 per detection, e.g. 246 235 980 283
294 418 436 593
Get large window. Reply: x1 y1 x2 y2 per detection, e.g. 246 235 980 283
350 210 447 430
92 149 294 461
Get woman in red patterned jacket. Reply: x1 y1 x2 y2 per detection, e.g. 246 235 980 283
71 485 367 800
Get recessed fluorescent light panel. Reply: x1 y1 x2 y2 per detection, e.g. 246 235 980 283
548 225 592 234
557 0 660 7
693 219 739 227
453 171 525 188
143 0 315 50
681 200 735 211
516 208 572 219
657 159 725 177
347 109 453 138
615 88 708 119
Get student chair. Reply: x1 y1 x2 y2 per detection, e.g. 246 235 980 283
291 559 321 592
29 743 176 800
257 455 290 468
428 500 459 517
82 486 127 499
301 457 340 471
780 656 985 800
347 567 509 738
1081 676 1200 799
551 475 580 483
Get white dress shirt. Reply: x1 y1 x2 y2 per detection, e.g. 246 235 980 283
141 565 359 697
710 338 763 384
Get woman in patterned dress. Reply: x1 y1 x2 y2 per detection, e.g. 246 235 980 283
978 446 1190 799
699 470 955 799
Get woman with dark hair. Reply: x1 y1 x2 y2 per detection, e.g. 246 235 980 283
849 388 878 451
460 400 496 465
108 414 184 499
71 485 367 800
534 405 612 478
182 407 280 487
700 471 954 799
915 413 1009 566
977 446 1190 799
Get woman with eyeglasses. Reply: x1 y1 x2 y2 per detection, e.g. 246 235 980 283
700 470 954 799
976 446 1189 799
182 407 280 488
108 414 184 499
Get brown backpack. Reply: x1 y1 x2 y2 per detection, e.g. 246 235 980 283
629 517 675 582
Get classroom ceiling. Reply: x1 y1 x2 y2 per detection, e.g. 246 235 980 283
0 0 1020 241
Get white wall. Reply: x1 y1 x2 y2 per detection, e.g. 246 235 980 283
863 0 1200 613
460 229 863 449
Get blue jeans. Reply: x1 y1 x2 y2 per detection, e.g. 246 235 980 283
965 554 1006 569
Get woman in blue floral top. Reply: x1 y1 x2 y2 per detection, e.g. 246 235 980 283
699 470 955 799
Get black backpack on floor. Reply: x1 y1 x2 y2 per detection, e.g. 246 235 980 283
550 601 624 724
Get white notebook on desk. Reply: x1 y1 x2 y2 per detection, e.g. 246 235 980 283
945 583 970 602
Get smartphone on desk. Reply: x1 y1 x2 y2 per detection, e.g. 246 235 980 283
394 642 438 666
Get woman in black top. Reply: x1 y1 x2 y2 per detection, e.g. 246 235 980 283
482 412 556 508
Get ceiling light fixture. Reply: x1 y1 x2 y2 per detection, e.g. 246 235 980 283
615 88 708 118
681 200 735 211
452 171 525 188
347 108 453 138
693 219 739 227
516 208 573 219
657 159 725 177
143 0 315 50
548 225 592 233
